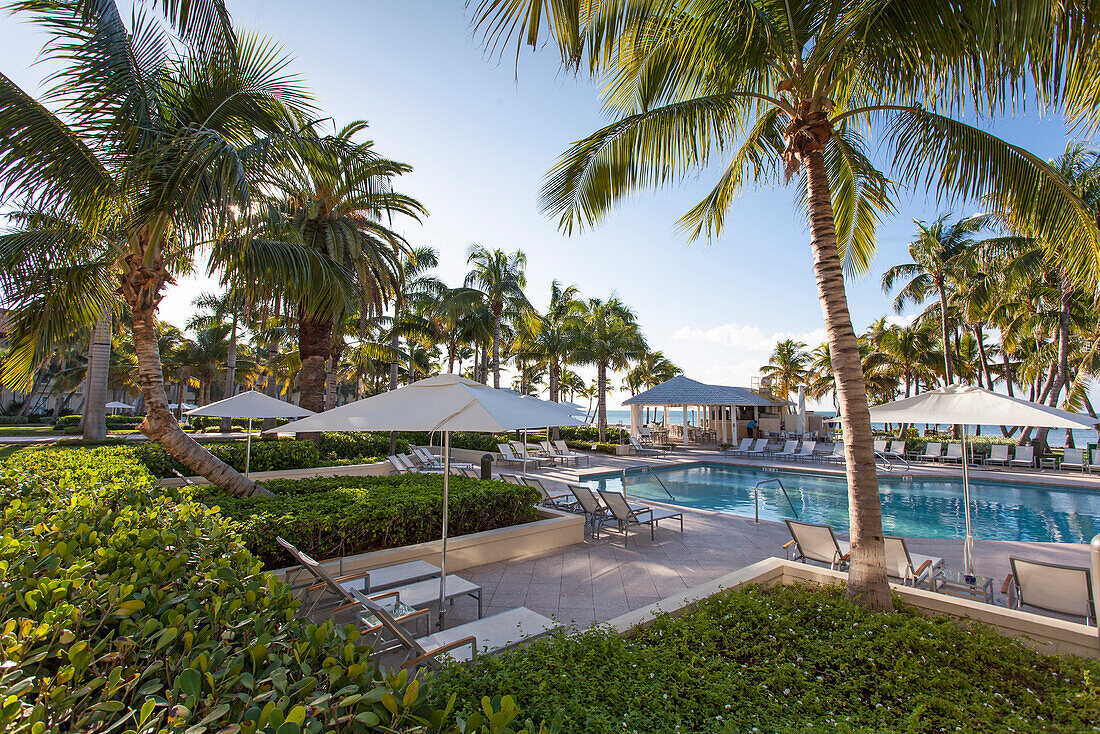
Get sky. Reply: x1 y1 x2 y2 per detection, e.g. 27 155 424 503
0 2 1081 409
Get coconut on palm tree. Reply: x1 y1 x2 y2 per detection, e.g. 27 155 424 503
469 0 1100 609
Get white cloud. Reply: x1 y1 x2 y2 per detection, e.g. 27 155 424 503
672 322 828 353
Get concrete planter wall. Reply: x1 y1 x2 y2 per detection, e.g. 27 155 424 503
609 558 1099 659
272 507 585 579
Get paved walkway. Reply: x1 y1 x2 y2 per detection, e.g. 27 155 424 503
439 448 1094 630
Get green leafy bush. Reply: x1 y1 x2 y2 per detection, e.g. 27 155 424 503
431 583 1100 733
121 439 321 477
395 431 512 453
0 448 539 734
0 415 39 425
320 431 408 462
196 474 540 568
53 414 144 431
186 416 254 432
565 440 617 455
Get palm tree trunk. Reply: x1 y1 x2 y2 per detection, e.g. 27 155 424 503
119 253 267 498
937 284 955 384
803 148 889 611
597 363 607 442
973 324 994 390
82 308 111 441
298 315 331 414
492 314 501 389
220 311 238 432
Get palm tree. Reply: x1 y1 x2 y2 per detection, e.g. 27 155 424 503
0 1 315 496
760 340 809 405
469 0 1100 608
465 244 531 388
514 281 583 402
625 350 682 423
571 296 647 441
882 214 990 384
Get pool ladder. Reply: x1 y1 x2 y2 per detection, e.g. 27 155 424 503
621 465 675 500
753 478 799 523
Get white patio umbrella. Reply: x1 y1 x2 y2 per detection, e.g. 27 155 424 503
796 387 806 437
273 374 585 626
105 400 134 411
186 391 314 476
869 384 1099 574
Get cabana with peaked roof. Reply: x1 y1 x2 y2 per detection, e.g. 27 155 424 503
622 375 787 445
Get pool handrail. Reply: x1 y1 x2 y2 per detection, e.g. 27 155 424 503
753 478 799 522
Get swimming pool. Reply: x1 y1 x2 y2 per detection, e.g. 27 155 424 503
581 463 1100 544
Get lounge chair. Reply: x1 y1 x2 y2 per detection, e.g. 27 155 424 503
552 439 591 467
873 440 888 454
400 453 442 473
941 443 964 464
1001 556 1095 626
1089 452 1100 474
1009 445 1034 468
597 488 683 546
885 441 907 460
724 438 754 456
984 444 1009 466
791 440 818 462
916 442 942 462
522 476 577 510
782 520 850 570
568 484 610 534
496 443 542 470
1060 448 1086 472
772 440 800 460
822 443 845 464
497 473 524 485
388 455 413 474
460 467 481 479
350 590 559 669
882 536 944 588
742 438 771 457
536 440 572 465
510 441 550 467
628 436 662 456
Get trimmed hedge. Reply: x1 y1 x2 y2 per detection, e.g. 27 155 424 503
0 448 553 734
195 474 541 568
431 583 1100 733
122 439 322 478
54 414 144 431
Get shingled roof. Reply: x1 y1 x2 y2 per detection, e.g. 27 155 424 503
622 375 785 407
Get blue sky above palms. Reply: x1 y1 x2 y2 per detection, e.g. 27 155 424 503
0 1 1076 408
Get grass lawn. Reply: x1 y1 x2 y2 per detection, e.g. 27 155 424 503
430 584 1100 733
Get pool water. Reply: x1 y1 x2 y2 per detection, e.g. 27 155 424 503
582 463 1100 544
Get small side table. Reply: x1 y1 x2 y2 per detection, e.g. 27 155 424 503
931 569 995 604
1040 457 1058 470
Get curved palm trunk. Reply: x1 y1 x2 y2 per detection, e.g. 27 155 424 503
972 324 994 390
82 308 111 441
803 149 890 611
597 363 607 442
492 313 502 389
937 284 955 384
220 311 238 432
120 254 267 497
549 360 561 441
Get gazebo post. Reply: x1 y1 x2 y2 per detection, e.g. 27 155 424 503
682 404 689 445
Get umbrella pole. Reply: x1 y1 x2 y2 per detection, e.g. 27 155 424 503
438 430 450 629
245 418 252 478
522 428 527 477
961 427 974 576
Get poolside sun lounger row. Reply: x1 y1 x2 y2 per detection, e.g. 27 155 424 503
782 519 944 586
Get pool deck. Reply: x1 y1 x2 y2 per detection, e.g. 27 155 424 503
439 448 1095 630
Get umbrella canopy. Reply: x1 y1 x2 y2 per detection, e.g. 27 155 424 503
186 390 314 420
796 387 806 436
868 384 1098 429
868 384 1098 574
271 374 583 627
105 401 134 409
273 374 585 434
168 402 198 411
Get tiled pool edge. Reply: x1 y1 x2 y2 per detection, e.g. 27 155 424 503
606 558 1100 659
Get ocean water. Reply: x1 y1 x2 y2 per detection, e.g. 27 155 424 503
599 409 1098 446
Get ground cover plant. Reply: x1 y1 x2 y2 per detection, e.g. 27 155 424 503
0 449 555 734
196 474 540 568
430 584 1100 733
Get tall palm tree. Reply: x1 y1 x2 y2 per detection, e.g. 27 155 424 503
882 214 990 384
625 350 681 423
469 0 1100 608
571 296 647 441
514 281 584 402
465 244 531 388
0 1 317 496
760 340 809 405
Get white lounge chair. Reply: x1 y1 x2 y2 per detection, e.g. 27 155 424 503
873 440 888 454
388 455 413 474
1002 556 1095 626
724 438 754 456
552 439 591 467
497 473 525 485
1089 451 1100 474
460 467 481 479
772 440 800 460
941 443 964 464
822 443 845 463
597 489 684 546
916 442 942 462
984 444 1009 466
351 590 559 669
538 440 575 465
782 520 850 570
1009 445 1034 468
497 443 542 470
510 441 551 467
743 438 771 457
791 440 817 462
399 453 442 473
628 436 663 456
885 441 907 461
1060 448 1086 472
883 536 943 588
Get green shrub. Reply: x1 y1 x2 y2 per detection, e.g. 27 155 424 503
431 583 1100 733
0 415 38 425
565 440 616 455
124 439 322 477
186 416 254 432
195 474 540 568
0 448 538 734
53 414 144 431
319 431 408 462
395 431 512 453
